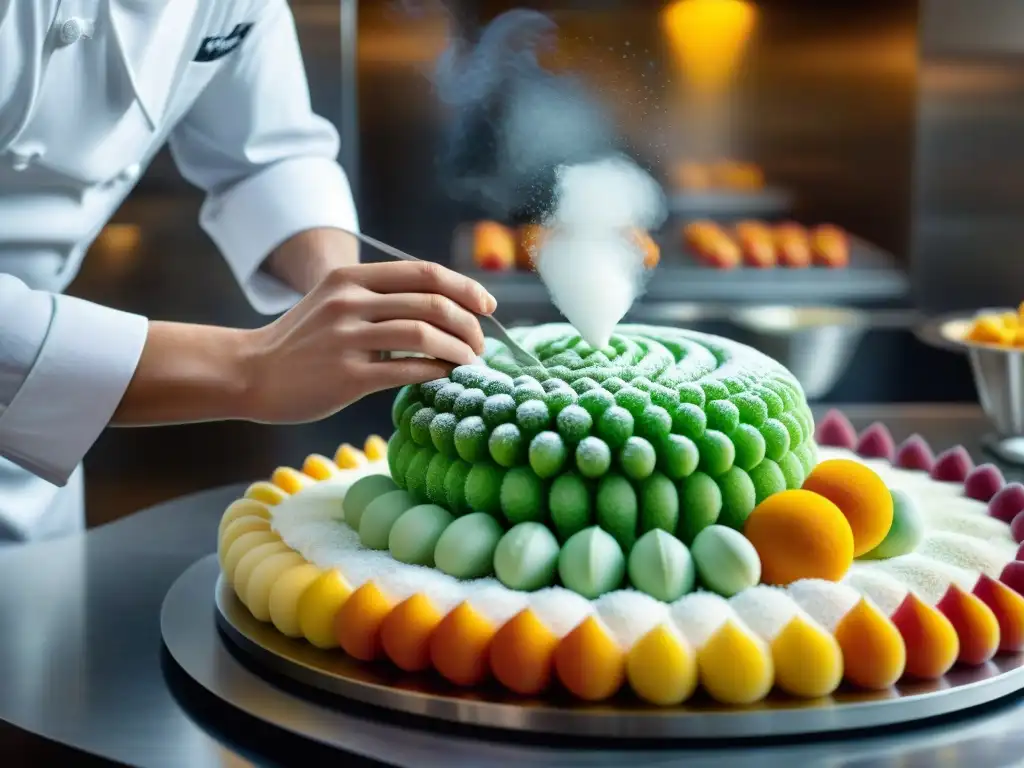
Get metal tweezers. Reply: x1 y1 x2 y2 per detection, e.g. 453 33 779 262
352 231 543 368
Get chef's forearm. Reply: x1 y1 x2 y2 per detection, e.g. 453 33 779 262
264 227 360 295
111 321 254 426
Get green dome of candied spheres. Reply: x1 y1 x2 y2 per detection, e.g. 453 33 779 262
384 323 816 602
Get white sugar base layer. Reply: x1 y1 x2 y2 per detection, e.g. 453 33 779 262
534 155 666 349
269 447 1016 649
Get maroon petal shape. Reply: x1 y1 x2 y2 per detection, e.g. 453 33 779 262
855 422 895 461
929 445 974 483
894 434 935 472
815 409 858 449
964 464 1005 503
989 482 1024 523
1001 561 1024 596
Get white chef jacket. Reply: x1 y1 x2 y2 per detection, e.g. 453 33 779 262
0 0 359 540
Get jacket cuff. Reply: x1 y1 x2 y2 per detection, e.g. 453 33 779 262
199 156 359 315
0 296 148 486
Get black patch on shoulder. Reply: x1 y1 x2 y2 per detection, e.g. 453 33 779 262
194 23 254 63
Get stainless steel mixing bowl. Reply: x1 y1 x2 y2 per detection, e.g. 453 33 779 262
729 305 867 400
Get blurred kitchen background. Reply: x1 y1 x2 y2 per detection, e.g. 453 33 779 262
75 0 1024 523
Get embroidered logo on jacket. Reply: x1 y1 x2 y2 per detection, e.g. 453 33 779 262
194 23 254 63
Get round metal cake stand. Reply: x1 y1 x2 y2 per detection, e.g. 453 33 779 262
163 555 1024 753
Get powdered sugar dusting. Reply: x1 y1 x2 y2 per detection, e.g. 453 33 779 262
669 591 736 648
529 588 595 637
786 579 861 631
729 586 800 640
595 590 669 648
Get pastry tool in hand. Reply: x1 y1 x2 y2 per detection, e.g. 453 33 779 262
351 231 543 368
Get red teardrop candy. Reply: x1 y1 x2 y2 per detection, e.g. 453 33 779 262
855 422 895 461
815 409 857 449
895 434 935 472
989 482 1024 523
930 446 974 483
1001 561 1024 596
964 464 1005 503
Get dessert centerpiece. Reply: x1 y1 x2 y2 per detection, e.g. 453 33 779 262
217 324 1024 707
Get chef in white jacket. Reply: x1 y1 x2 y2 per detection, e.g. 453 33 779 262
0 1 495 542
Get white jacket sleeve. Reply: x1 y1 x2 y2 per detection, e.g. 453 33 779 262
168 0 359 316
0 275 148 486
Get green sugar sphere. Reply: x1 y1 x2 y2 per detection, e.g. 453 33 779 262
620 436 657 480
691 524 761 597
343 474 399 531
359 490 416 550
749 458 787 504
659 434 699 480
464 463 504 515
550 473 593 541
500 467 546 524
529 431 568 478
716 467 756 530
628 529 696 602
640 472 680 534
597 473 639 551
860 488 925 560
434 512 504 579
678 471 722 544
389 504 455 566
576 436 612 478
443 460 472 514
558 526 626 599
404 447 433 501
489 423 525 468
425 453 452 506
387 324 815 570
454 416 489 462
494 522 560 591
429 412 459 458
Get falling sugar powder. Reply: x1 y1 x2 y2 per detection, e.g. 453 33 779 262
534 155 667 349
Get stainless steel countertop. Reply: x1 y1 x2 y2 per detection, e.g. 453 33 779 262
3 404 1024 768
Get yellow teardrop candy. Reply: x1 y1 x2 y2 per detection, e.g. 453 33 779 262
834 598 906 689
269 564 322 637
218 498 271 538
770 615 843 698
698 620 774 704
297 569 353 649
244 481 290 506
364 435 388 462
234 542 291 604
335 582 397 661
223 530 281 585
627 624 698 705
302 454 339 481
271 467 312 494
245 552 306 621
334 443 367 469
218 515 271 570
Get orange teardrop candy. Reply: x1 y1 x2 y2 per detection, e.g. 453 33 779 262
489 609 559 695
334 443 367 469
244 481 290 505
430 602 496 687
302 454 340 481
364 435 389 462
271 467 312 494
380 593 443 672
936 584 1000 665
834 599 906 689
974 573 1024 652
334 582 395 661
890 593 959 679
553 616 625 701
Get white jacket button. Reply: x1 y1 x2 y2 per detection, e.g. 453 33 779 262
58 18 93 46
119 163 141 182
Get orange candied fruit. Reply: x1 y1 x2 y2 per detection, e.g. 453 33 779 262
743 489 854 585
380 593 443 672
936 584 1000 666
489 608 560 696
974 574 1024 652
833 599 906 689
553 616 626 702
801 459 894 558
430 602 496 687
965 315 1015 347
334 581 395 662
890 593 959 679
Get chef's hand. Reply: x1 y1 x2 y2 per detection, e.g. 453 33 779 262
112 261 495 427
243 261 495 423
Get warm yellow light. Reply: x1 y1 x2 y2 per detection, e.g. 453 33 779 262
662 0 757 95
